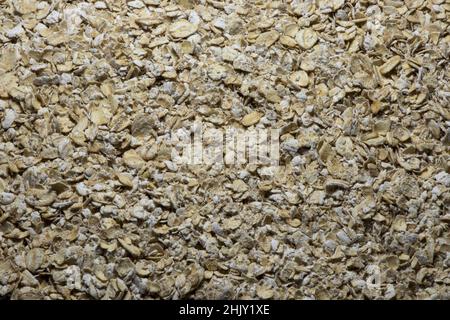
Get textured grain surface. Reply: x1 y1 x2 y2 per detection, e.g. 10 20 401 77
0 0 449 300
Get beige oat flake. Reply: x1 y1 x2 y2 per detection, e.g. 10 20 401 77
169 19 198 38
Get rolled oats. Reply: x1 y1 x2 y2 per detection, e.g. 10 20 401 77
0 0 448 301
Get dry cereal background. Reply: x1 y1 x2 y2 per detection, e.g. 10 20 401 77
0 0 449 300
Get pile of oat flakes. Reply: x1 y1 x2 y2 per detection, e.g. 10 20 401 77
0 0 449 300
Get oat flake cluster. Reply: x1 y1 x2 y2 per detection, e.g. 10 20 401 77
0 0 449 300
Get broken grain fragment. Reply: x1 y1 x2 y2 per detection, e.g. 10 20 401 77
123 150 146 169
168 19 198 38
241 111 263 127
295 29 318 49
379 55 401 75
118 238 141 257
